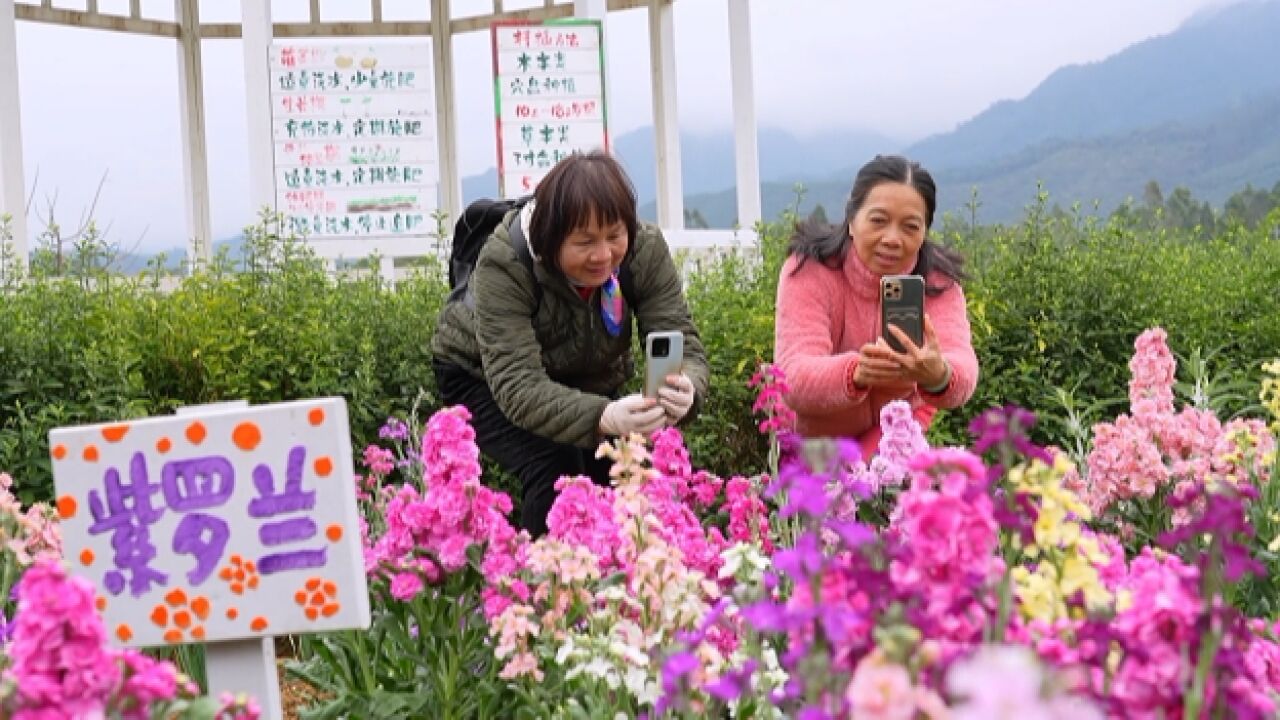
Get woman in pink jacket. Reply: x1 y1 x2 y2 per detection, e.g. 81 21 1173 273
774 155 978 457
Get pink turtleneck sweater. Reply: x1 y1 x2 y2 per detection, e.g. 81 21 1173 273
774 250 979 457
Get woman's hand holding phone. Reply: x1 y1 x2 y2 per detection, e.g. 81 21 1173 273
855 315 949 390
656 373 695 423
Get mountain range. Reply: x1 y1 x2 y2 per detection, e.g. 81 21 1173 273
118 0 1280 271
654 0 1280 226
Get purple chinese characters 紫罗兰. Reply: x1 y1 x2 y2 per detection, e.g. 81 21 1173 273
249 445 328 575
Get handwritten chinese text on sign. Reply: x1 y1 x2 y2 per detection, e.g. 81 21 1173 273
49 398 371 648
492 20 608 197
269 42 439 241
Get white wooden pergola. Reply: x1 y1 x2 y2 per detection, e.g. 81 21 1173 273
0 0 763 276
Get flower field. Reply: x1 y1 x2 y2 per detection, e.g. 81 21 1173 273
3 326 1280 718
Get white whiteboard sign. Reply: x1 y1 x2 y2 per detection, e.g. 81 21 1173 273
492 20 609 197
49 398 370 648
269 42 439 244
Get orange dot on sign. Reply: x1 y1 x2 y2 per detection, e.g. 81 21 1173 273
310 591 326 606
250 616 269 632
51 444 67 460
305 577 322 591
231 554 243 565
156 437 173 454
102 424 130 442
173 610 192 629
164 629 183 644
191 597 210 620
231 583 244 595
57 495 78 519
116 624 133 643
326 524 343 542
234 569 246 582
165 588 188 607
232 422 262 451
185 421 207 445
83 445 100 462
150 606 169 627
305 607 319 621
219 567 234 581
294 591 308 606
79 548 95 566
248 576 259 590
322 580 337 598
314 457 334 477
226 607 239 620
308 407 325 426
245 560 256 573
95 596 107 611
192 626 206 640
321 603 340 617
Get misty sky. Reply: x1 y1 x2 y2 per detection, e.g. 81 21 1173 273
5 0 1238 252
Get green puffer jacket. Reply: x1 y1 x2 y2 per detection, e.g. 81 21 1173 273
431 211 711 449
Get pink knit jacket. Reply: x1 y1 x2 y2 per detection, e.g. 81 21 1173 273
774 249 979 457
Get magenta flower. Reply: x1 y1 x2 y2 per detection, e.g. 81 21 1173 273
3 560 122 716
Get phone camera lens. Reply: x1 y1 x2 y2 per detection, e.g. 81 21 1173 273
652 338 670 357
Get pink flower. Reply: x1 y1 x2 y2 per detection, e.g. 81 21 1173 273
891 450 998 601
871 401 930 489
750 363 797 433
3 560 122 716
845 652 918 720
118 650 180 714
948 645 1103 720
362 445 396 478
363 406 519 595
389 572 424 601
1128 328 1176 417
546 476 619 569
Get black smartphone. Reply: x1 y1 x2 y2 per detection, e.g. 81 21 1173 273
880 275 925 353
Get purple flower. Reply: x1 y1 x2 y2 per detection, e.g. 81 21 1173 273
796 705 835 720
825 519 876 549
378 417 410 441
655 651 701 715
773 531 824 581
970 404 1051 462
741 599 794 633
705 660 758 703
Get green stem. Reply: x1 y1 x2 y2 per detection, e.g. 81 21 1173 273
350 628 377 694
993 567 1013 644
1185 541 1224 720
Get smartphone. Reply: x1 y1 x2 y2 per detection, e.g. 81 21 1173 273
880 274 925 353
644 331 685 398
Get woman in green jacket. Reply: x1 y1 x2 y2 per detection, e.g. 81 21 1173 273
431 151 710 537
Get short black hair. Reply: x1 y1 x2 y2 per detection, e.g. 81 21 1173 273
529 151 639 277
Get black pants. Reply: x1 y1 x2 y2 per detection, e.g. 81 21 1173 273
433 361 613 538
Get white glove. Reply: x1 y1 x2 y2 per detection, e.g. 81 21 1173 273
657 373 696 423
598 394 667 437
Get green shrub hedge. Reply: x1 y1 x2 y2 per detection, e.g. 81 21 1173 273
3 204 1280 503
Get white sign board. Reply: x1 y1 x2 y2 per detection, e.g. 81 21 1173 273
492 20 609 197
49 398 370 648
269 42 439 241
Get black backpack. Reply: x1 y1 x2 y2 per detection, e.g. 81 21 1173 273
446 197 635 313
447 196 531 303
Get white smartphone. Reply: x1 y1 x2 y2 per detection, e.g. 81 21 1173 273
644 331 685 398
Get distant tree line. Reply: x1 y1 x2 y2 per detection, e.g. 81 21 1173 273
1111 179 1280 234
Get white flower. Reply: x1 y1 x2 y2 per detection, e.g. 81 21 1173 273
555 637 578 666
609 640 650 667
